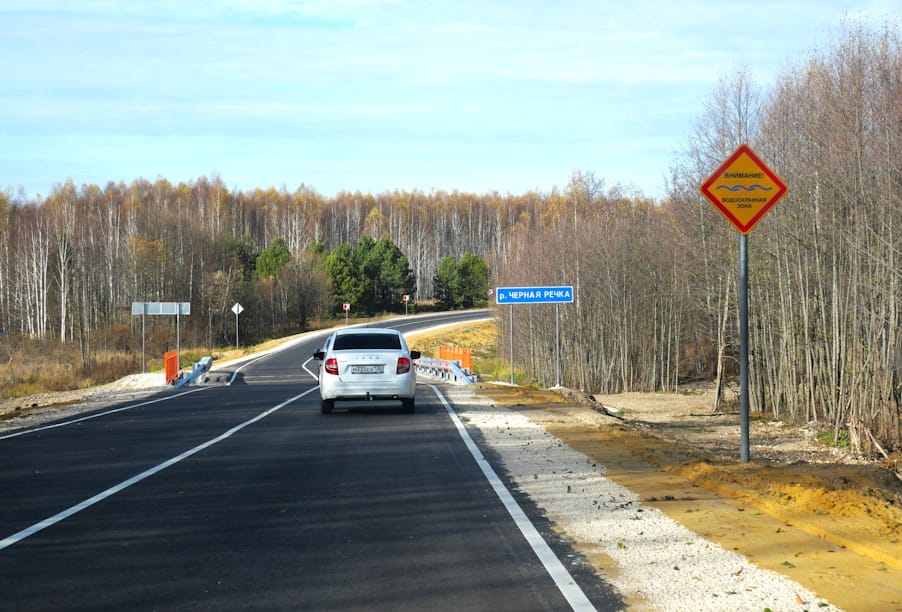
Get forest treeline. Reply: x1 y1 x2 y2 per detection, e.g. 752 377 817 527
495 21 899 457
1 20 898 455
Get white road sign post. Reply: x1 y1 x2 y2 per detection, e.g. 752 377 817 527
495 286 574 386
343 302 351 325
403 294 410 315
232 302 244 349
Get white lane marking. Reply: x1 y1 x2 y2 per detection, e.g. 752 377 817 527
301 357 319 381
429 384 596 612
227 352 270 385
0 387 211 441
0 388 317 552
232 339 319 383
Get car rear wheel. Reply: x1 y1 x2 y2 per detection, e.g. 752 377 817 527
320 398 334 414
402 397 415 413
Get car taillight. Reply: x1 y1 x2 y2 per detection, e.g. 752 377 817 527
325 357 338 375
396 357 411 374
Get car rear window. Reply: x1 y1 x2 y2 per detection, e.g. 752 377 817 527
333 333 402 351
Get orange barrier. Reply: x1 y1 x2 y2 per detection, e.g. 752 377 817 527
164 351 180 385
438 345 472 372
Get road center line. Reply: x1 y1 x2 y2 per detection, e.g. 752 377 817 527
0 388 317 552
428 384 595 612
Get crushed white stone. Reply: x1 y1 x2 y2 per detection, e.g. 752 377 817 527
442 385 840 612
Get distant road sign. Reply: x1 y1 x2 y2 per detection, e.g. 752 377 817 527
700 144 788 234
231 302 244 315
496 286 574 304
131 301 190 374
343 303 351 311
132 301 190 315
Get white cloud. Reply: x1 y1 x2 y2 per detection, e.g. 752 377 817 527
1 0 897 199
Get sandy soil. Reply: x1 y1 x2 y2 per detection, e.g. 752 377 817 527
470 383 902 612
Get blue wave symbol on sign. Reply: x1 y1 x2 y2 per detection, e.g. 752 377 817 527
714 184 773 192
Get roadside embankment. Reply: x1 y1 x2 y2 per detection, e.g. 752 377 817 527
463 383 902 611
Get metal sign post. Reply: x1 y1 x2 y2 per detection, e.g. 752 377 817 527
343 302 350 325
738 236 750 462
555 303 561 387
495 286 574 387
403 294 410 315
700 144 787 463
139 303 146 372
132 302 191 374
509 304 514 384
176 307 181 370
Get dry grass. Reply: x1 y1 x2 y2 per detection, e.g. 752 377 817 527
406 319 517 380
0 342 141 400
0 332 296 401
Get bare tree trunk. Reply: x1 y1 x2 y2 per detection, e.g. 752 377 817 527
713 275 732 412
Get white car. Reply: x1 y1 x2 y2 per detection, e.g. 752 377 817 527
313 327 421 414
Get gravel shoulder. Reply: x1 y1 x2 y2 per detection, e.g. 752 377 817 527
453 383 902 611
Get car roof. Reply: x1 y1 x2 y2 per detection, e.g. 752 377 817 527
333 327 400 336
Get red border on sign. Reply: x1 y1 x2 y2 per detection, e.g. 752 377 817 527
700 144 788 234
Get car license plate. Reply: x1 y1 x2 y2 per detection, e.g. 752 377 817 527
352 365 383 374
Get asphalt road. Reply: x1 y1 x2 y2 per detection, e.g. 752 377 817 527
0 312 621 611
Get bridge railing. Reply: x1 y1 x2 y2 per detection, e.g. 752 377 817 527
415 356 475 385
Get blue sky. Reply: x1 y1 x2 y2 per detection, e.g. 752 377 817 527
1 1 896 201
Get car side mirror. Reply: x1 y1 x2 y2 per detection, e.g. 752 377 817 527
313 350 325 360
410 350 421 360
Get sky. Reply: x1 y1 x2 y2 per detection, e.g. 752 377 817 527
1 1 897 201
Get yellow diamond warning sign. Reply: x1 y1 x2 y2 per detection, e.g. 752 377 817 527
700 144 788 234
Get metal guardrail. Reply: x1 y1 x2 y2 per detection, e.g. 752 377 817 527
173 355 473 387
415 357 475 385
174 356 213 387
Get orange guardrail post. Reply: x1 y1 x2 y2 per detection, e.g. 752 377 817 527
164 351 179 384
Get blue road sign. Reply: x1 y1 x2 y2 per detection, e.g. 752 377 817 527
496 286 574 304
